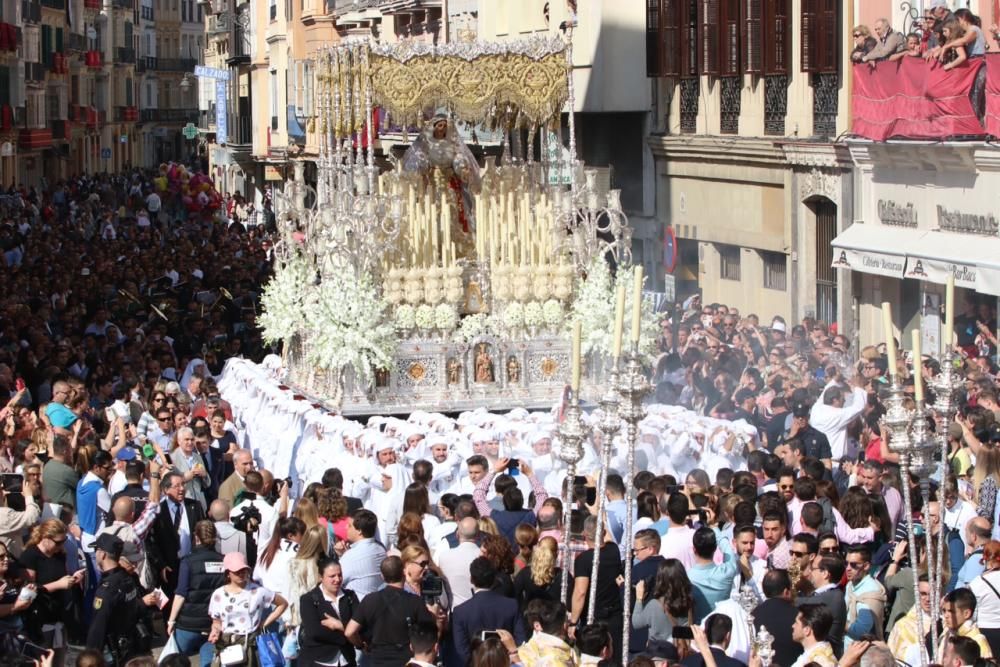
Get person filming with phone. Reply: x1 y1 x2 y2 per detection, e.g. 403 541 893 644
0 471 41 558
472 457 548 545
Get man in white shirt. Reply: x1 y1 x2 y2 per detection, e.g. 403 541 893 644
659 493 696 568
943 476 978 551
808 379 867 463
437 518 481 606
229 470 277 550
790 604 837 667
107 447 136 497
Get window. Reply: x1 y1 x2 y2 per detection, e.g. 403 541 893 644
763 0 790 74
719 244 741 281
761 250 787 290
303 61 312 116
801 0 838 73
270 69 277 129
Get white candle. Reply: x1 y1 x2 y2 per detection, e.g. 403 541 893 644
571 321 581 393
944 273 954 352
882 302 897 379
612 284 625 360
912 328 924 402
631 265 644 343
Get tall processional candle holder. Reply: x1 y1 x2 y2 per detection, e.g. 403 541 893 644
929 344 962 613
586 370 621 623
617 342 650 655
557 392 585 606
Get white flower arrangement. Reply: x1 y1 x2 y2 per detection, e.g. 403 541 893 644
542 299 564 327
394 304 416 330
434 303 459 331
523 301 544 328
454 313 501 343
258 253 315 346
301 263 396 389
503 302 525 329
415 304 435 330
566 256 660 361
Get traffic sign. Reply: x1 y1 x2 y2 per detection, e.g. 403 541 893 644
182 123 199 140
663 273 676 303
100 148 111 160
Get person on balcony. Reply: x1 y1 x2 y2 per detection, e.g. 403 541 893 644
850 26 877 63
938 20 969 71
932 9 986 61
889 34 923 62
860 18 905 63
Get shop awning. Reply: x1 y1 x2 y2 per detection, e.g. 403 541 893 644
830 223 911 278
831 224 1000 296
904 231 1000 296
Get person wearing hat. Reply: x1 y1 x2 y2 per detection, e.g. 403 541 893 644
107 446 137 498
786 401 833 470
86 532 153 664
207 551 288 662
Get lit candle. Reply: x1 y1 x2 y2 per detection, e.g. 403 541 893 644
612 284 626 360
631 265 644 343
944 273 954 352
571 321 581 393
912 328 924 402
882 301 897 379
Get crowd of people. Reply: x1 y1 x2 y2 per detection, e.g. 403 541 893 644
4 160 1000 667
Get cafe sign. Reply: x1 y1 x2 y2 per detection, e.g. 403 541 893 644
877 199 918 227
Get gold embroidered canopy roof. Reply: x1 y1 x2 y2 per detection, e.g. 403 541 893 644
325 37 570 130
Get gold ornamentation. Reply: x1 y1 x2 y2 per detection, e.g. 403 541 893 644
540 357 558 379
408 362 427 382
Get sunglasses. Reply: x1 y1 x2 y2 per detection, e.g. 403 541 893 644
819 547 839 555
415 560 430 568
846 561 866 569
790 550 809 558
853 33 861 37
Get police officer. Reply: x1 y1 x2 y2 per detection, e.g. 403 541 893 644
86 533 152 665
786 401 833 469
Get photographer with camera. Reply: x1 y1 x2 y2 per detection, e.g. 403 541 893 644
345 556 440 667
0 471 40 558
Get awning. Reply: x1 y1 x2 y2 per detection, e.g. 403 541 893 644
830 223 911 278
831 224 1000 296
904 231 1000 296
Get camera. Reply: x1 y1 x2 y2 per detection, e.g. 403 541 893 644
421 571 444 603
231 504 262 533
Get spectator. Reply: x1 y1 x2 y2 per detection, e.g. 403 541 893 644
680 614 745 667
790 603 836 667
518 598 575 667
632 558 692 657
207 551 288 664
889 33 923 61
165 520 226 665
513 535 562 609
570 515 624 661
939 587 993 659
844 545 887 648
450 556 526 666
861 19 905 62
298 557 359 667
806 553 848 657
753 570 802 667
337 508 387 601
146 470 207 599
851 26 878 63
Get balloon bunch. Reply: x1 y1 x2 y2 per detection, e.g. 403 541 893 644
156 162 223 218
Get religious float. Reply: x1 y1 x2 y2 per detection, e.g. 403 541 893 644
259 32 660 417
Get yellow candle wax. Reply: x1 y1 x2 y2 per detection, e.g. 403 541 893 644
882 302 897 379
944 273 954 352
571 321 581 393
612 284 626 359
631 265 644 343
911 328 923 402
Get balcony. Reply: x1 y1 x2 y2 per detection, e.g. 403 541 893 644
226 112 252 150
208 14 228 34
67 33 87 52
21 0 41 23
83 0 100 8
852 57 997 141
50 52 68 74
227 14 251 65
40 0 65 9
116 47 136 64
19 128 52 150
112 0 133 8
140 5 153 20
24 61 45 83
84 50 102 68
143 57 197 72
140 108 199 123
51 119 71 140
114 105 139 122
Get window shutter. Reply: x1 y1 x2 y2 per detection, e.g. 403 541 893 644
647 0 661 76
720 0 741 75
764 0 790 75
699 0 719 75
41 26 51 67
816 0 838 73
741 0 762 74
56 28 63 53
681 0 698 77
800 0 818 72
662 0 681 76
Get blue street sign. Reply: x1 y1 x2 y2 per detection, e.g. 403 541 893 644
215 80 228 144
101 148 112 159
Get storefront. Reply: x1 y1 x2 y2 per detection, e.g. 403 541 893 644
840 142 1000 355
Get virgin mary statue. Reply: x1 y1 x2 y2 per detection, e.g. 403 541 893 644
401 113 482 236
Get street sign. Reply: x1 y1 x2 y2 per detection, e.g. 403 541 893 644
664 226 678 274
215 80 228 144
182 123 199 140
100 148 111 160
194 65 230 81
119 134 127 144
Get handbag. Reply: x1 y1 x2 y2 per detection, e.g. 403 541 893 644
281 630 299 660
219 643 246 666
256 631 286 667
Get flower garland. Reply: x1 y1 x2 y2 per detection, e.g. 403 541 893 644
453 313 502 342
415 304 435 330
523 301 543 328
435 303 459 331
301 264 397 389
394 304 416 330
542 299 564 327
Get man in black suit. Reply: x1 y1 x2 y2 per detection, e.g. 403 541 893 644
626 529 665 657
194 426 225 503
806 553 848 657
145 470 207 600
323 468 363 513
752 570 802 667
681 614 747 667
450 557 526 666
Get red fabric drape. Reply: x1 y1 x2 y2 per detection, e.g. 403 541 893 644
984 54 1000 137
851 58 985 140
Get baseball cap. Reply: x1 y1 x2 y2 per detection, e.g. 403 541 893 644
90 533 125 560
792 401 811 418
770 319 787 333
223 551 250 573
115 448 137 462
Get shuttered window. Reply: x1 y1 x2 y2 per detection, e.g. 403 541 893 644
764 0 789 74
742 0 761 74
699 0 719 75
801 0 837 72
646 0 682 77
681 0 698 77
720 0 740 75
647 0 661 76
